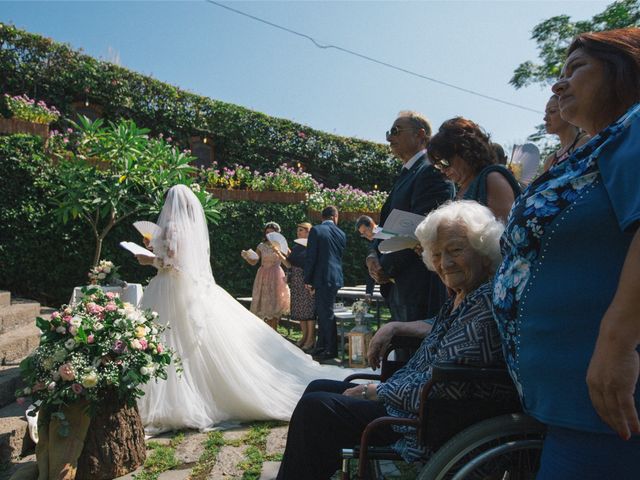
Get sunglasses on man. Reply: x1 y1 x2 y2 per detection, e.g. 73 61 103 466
385 126 415 141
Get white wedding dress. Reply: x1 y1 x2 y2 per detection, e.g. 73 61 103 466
137 185 349 434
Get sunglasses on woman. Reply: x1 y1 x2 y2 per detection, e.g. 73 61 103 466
385 126 415 141
433 158 451 171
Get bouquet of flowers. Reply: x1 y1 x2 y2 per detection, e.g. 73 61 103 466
88 259 120 286
16 287 177 433
4 94 61 124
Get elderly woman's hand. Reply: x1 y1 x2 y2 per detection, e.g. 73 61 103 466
586 325 640 440
136 254 155 266
343 383 378 401
368 322 398 370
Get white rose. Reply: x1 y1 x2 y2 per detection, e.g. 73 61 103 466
130 339 142 350
56 326 67 334
47 381 56 391
53 348 67 362
64 338 76 350
102 266 111 274
70 316 82 327
94 322 104 331
139 366 150 376
23 387 31 395
81 370 98 388
52 371 61 381
97 273 106 280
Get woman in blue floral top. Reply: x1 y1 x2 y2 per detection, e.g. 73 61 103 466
277 201 506 480
493 28 640 479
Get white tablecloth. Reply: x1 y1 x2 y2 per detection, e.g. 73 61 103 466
70 284 144 306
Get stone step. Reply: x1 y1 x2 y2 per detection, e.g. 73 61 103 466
0 323 41 366
0 365 25 409
0 401 33 465
0 291 10 309
0 300 41 335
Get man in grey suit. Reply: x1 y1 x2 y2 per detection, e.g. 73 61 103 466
304 206 347 361
367 111 454 323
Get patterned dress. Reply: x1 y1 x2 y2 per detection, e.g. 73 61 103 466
287 243 315 321
250 242 290 319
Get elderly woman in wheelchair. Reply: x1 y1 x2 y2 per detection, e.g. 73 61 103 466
276 201 525 480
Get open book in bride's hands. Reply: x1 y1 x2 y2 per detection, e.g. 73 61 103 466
120 241 156 258
133 220 161 240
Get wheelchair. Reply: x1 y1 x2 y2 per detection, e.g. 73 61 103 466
340 336 546 480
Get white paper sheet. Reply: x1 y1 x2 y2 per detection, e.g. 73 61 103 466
119 241 156 258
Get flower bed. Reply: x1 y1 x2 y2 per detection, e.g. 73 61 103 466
208 188 308 203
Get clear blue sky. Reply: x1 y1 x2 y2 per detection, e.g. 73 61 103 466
2 1 610 149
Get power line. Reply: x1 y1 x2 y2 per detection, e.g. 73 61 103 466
205 0 543 115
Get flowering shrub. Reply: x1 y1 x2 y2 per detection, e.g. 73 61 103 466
200 163 321 193
4 94 60 124
307 184 387 213
88 259 120 286
16 287 176 433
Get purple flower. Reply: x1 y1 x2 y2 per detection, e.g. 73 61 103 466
113 339 125 353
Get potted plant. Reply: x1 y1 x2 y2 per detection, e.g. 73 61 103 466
0 94 60 138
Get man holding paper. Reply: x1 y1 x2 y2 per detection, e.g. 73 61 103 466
367 111 454 323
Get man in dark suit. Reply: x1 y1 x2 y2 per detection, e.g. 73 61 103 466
367 111 454 323
355 215 378 297
304 206 347 361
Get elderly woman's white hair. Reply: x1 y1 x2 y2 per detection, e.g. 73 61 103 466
414 200 504 273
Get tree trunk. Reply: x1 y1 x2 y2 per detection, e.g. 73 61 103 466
76 391 146 479
92 237 102 268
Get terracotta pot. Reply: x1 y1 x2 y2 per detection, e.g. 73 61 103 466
207 187 308 204
0 117 49 139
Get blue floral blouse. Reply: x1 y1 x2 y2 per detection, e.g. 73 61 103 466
493 103 640 434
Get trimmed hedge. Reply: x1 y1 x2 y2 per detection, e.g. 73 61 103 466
0 136 371 306
0 23 398 192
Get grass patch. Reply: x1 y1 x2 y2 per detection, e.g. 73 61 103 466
134 432 184 480
189 430 225 480
237 421 284 480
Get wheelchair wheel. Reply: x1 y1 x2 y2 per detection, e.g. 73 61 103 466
417 414 545 480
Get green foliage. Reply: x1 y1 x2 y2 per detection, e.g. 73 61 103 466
0 22 397 192
51 116 219 266
511 0 640 89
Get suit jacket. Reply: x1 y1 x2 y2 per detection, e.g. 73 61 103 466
372 153 454 305
304 220 347 290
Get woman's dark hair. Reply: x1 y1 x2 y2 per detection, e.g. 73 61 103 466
428 117 494 174
568 28 640 113
264 221 281 233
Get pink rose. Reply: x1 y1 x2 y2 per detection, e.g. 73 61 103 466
58 363 75 382
139 338 148 350
105 292 116 299
86 302 104 315
63 315 72 324
71 383 83 394
156 343 164 354
104 302 118 312
32 382 45 392
51 311 61 319
16 397 27 406
87 334 95 344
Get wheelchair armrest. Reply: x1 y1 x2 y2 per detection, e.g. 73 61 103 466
388 335 423 350
343 373 381 383
431 363 512 386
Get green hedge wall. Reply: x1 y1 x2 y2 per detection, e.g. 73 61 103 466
0 23 398 192
0 135 371 306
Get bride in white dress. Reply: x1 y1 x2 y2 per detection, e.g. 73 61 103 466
136 185 348 434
